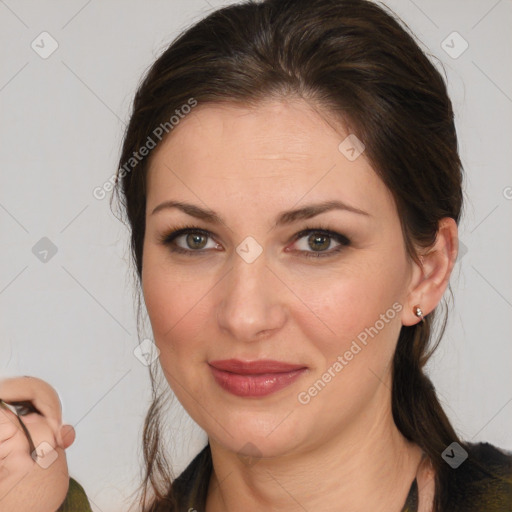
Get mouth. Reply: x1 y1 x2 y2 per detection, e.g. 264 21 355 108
208 359 308 397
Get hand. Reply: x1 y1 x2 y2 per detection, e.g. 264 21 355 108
0 376 75 512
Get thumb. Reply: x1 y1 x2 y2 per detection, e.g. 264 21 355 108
59 424 76 449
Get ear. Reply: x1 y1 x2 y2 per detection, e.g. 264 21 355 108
59 424 76 449
401 217 458 326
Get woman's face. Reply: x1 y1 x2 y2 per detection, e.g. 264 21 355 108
142 99 418 458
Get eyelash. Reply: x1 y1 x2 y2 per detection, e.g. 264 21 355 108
10 401 41 417
158 223 351 259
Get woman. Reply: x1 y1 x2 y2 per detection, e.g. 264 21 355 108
112 0 511 511
1 0 509 511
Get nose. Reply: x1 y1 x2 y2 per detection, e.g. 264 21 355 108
216 248 287 343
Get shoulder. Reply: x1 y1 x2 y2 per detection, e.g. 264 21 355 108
464 441 512 484
468 441 512 468
444 441 512 511
57 477 93 512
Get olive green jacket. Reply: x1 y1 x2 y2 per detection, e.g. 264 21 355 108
57 477 92 512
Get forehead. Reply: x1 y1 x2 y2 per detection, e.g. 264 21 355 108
146 99 395 220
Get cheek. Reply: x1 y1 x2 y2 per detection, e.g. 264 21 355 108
296 266 402 336
290 273 404 421
142 264 216 406
289 255 407 379
141 254 215 364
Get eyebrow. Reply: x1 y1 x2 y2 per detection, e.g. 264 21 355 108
151 199 370 227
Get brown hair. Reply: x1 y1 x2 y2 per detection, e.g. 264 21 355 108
114 0 467 510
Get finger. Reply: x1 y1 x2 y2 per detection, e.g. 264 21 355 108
60 424 75 449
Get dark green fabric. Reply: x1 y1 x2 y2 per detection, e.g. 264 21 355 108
401 478 418 512
57 477 93 512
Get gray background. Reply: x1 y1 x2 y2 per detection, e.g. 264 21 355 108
1 1 511 511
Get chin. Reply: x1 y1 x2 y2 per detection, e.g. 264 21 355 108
207 409 309 459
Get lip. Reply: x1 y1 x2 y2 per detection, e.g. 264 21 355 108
208 359 307 397
209 359 306 374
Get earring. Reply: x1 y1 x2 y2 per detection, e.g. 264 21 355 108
413 304 425 323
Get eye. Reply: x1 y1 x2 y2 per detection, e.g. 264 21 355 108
10 401 42 417
289 226 351 258
158 224 220 256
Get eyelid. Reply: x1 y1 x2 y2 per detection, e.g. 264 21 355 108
159 225 220 250
291 226 350 244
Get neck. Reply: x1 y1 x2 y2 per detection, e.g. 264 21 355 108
205 396 424 512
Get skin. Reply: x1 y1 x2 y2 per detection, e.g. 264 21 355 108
142 98 457 512
0 377 75 512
